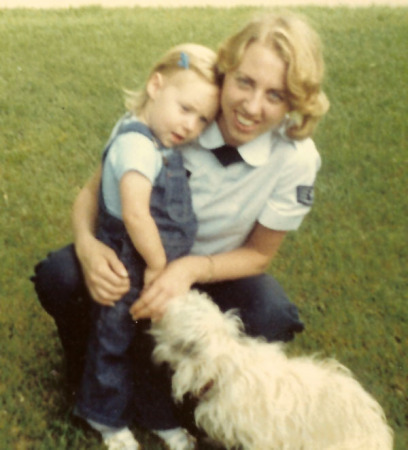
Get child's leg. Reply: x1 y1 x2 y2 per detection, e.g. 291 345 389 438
76 297 196 449
75 290 139 428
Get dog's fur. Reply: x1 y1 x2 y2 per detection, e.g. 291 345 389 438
150 290 393 450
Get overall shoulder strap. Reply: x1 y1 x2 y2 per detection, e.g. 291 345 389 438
101 119 156 163
116 121 155 141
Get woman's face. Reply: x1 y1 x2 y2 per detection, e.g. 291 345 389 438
218 41 289 147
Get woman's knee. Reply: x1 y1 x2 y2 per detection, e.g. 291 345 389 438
31 244 84 315
200 274 304 343
250 296 304 342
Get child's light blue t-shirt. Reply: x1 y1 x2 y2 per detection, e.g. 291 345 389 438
101 116 172 219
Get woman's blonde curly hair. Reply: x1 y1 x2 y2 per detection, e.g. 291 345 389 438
217 14 330 140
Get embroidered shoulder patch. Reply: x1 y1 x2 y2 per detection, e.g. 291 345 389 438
297 185 315 206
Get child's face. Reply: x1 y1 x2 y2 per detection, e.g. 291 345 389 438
218 42 289 147
145 70 219 148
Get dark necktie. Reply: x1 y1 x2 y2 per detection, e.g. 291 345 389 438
212 145 244 167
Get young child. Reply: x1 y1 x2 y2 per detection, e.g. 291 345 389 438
74 43 220 450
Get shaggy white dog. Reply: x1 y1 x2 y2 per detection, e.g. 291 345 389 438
150 290 394 450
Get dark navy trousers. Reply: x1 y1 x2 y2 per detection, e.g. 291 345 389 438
31 244 304 429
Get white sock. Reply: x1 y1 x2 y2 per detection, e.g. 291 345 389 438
86 418 127 438
154 427 185 440
154 427 196 446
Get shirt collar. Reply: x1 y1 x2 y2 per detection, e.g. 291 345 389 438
198 122 274 167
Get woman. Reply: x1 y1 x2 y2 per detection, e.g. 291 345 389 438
32 13 329 449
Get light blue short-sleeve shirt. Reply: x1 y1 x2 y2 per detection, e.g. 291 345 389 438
181 122 321 255
101 115 168 219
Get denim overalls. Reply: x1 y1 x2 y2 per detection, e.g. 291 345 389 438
75 120 197 428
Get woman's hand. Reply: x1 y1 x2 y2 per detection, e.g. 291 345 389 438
130 223 287 320
71 165 130 305
143 265 165 289
76 237 130 306
130 256 200 321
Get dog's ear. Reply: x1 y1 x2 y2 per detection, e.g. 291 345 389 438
151 330 201 370
172 338 200 358
171 355 211 401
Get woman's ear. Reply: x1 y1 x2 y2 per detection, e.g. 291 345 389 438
146 72 164 100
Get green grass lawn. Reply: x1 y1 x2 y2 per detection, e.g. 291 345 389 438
1 5 407 449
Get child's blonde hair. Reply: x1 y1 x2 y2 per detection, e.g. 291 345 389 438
217 14 330 140
125 43 219 115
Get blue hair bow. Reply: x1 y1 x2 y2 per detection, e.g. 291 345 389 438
178 52 190 69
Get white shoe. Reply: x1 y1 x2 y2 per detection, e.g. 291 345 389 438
153 427 197 450
102 427 141 450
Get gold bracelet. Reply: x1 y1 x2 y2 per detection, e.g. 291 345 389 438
205 255 215 283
